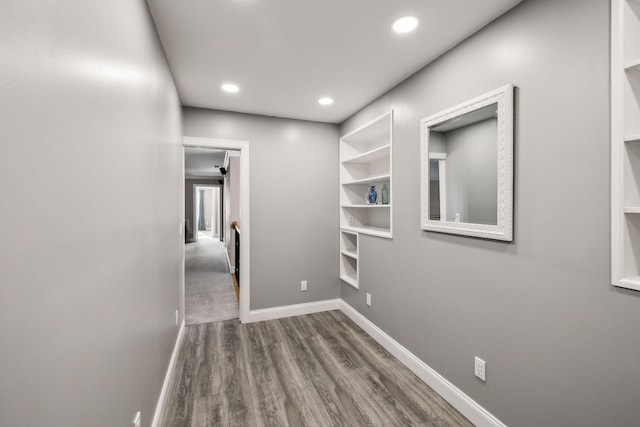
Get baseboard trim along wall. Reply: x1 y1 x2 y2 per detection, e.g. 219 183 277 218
151 320 186 427
152 300 505 426
339 300 506 427
246 298 342 323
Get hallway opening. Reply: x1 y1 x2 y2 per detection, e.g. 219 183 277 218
183 143 245 325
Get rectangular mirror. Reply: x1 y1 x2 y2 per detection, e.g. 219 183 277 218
420 84 514 241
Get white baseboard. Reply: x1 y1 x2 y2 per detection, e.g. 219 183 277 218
151 320 186 427
339 300 507 427
245 298 341 323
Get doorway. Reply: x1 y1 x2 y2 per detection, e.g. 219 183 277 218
183 137 250 323
194 185 221 242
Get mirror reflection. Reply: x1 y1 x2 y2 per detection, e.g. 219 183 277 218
428 103 498 226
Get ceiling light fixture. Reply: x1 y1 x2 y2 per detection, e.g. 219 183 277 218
392 16 419 34
318 97 334 106
221 83 239 93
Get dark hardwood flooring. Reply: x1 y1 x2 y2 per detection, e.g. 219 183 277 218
159 310 473 427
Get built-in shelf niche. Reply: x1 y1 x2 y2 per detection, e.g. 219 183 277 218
339 110 393 289
339 230 359 288
612 0 640 291
339 111 393 239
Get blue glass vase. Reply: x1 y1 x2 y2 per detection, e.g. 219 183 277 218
367 185 377 204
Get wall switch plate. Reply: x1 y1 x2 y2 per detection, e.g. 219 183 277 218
301 280 307 291
175 309 179 326
179 222 183 236
474 356 486 381
366 293 372 306
132 411 141 427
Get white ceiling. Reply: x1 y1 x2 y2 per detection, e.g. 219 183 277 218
147 0 521 124
184 147 226 178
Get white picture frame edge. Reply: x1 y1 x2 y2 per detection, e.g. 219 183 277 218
419 84 514 242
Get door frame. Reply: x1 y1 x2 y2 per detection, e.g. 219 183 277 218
183 136 251 323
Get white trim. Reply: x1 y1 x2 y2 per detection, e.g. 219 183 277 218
429 152 447 160
225 250 233 272
151 320 186 427
420 84 514 242
245 299 341 323
611 0 624 286
339 300 507 427
183 136 251 323
438 159 447 220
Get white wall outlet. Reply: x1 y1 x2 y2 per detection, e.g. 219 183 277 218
175 309 179 326
132 411 141 427
301 280 307 291
366 293 372 306
474 356 486 381
179 221 183 236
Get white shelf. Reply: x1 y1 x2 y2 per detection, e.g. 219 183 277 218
342 204 391 208
624 133 640 142
341 113 391 146
339 230 359 288
341 225 392 239
340 249 358 259
341 174 391 186
624 57 640 72
342 145 391 164
340 274 358 288
615 276 640 292
612 0 640 291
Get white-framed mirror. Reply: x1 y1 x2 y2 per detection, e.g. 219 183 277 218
420 84 514 241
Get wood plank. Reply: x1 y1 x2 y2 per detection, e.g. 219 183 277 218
327 310 474 426
159 311 473 427
241 321 288 427
221 320 256 427
309 312 420 426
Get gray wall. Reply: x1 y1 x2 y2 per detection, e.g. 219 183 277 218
340 1 640 426
0 1 183 427
443 118 498 224
183 108 340 309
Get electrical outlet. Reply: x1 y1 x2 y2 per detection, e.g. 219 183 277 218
301 280 307 291
175 309 179 326
132 411 141 427
179 221 183 236
474 356 486 381
366 293 372 306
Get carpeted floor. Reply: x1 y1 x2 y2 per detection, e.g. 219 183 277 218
185 234 239 325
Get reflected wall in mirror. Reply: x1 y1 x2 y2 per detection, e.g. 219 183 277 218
420 84 514 241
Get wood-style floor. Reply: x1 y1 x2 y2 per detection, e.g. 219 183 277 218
159 310 473 427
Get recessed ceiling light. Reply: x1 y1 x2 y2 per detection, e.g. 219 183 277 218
318 97 334 106
221 83 239 93
392 16 419 34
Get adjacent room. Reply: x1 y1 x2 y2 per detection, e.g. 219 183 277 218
183 147 239 325
2 1 638 427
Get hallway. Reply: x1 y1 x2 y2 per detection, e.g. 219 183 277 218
185 234 238 325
